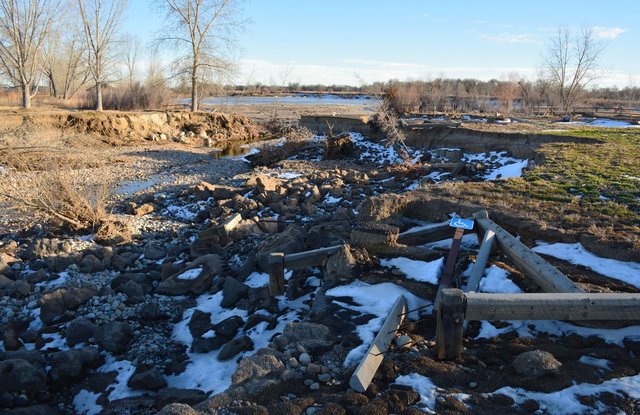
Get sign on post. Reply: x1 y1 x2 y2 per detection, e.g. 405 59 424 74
449 218 475 230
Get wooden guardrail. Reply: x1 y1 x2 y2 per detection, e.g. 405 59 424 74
268 245 344 295
436 289 640 360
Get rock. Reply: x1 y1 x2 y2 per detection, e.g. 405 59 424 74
52 253 83 272
140 302 162 321
144 243 166 260
66 318 97 346
79 254 104 273
251 174 283 193
318 373 331 382
299 353 311 366
94 322 133 353
231 354 284 385
324 133 355 159
513 350 562 378
0 359 46 392
157 403 201 415
309 382 320 391
13 280 31 297
350 222 400 250
191 337 226 353
323 244 356 286
118 280 145 304
213 316 244 339
188 310 214 338
305 186 322 204
128 368 167 391
220 277 249 308
0 350 45 369
283 323 333 353
156 388 207 408
0 257 10 276
343 170 369 185
49 347 99 379
254 225 305 272
156 255 221 296
133 203 155 216
39 285 99 324
218 335 254 361
23 238 72 260
396 335 412 349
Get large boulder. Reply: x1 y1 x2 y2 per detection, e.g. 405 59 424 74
66 318 98 346
48 347 100 379
231 354 284 385
513 350 562 379
94 322 133 354
156 255 221 296
0 359 46 392
217 335 254 361
220 277 249 308
39 285 99 324
254 225 305 272
282 322 333 353
128 368 167 391
323 244 356 286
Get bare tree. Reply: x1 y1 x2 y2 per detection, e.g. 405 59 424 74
76 0 126 111
0 0 59 108
155 0 243 111
42 9 89 100
120 32 139 87
544 27 606 113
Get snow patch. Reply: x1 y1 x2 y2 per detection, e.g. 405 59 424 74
176 267 203 280
244 272 269 288
380 257 444 284
395 373 438 413
479 265 523 293
73 390 102 415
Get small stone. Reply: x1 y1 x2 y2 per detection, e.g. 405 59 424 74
309 382 320 391
307 363 321 375
469 382 478 389
303 379 314 386
318 373 331 382
288 357 299 368
299 352 311 365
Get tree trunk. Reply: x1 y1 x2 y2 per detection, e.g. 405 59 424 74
22 84 31 109
96 83 103 111
191 73 198 112
49 76 58 99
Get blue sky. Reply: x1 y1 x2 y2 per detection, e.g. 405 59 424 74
124 0 640 87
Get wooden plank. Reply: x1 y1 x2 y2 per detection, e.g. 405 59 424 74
434 227 465 310
218 213 243 236
473 211 582 294
268 253 285 296
349 295 407 392
284 245 343 269
464 229 496 292
397 221 455 245
436 289 465 360
465 292 640 321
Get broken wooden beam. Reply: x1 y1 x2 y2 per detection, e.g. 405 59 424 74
285 245 343 269
268 253 285 296
436 289 465 360
465 291 640 321
473 211 582 294
464 229 496 292
397 221 455 245
218 213 243 237
349 295 407 392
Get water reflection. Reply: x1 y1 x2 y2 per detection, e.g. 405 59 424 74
211 141 254 159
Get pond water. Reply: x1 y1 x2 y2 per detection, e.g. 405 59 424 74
210 141 255 159
196 94 377 107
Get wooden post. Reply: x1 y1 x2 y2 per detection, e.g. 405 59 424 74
397 221 455 246
268 253 285 296
436 289 465 360
473 211 582 294
434 227 465 309
465 229 496 292
465 292 640 321
349 295 407 392
284 245 343 269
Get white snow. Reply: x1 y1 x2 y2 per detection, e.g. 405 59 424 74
41 332 68 351
37 271 69 289
485 159 529 180
323 194 343 204
73 390 102 415
175 267 203 280
165 204 198 221
277 172 303 179
463 151 528 180
98 355 147 401
474 319 640 346
350 132 421 166
395 373 438 413
492 373 640 414
578 356 611 371
532 242 640 288
565 118 640 128
479 265 523 293
244 272 269 288
326 281 431 366
380 257 444 284
420 233 479 250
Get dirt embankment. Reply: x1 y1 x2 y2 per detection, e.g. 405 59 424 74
0 110 267 145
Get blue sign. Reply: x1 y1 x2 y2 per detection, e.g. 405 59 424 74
449 218 475 230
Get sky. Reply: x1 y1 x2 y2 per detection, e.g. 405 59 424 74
123 0 640 88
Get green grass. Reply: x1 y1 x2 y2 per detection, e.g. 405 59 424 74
502 127 640 226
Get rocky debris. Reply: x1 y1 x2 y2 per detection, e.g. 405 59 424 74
156 255 221 296
513 350 562 378
218 335 254 361
94 321 133 353
156 388 208 409
350 222 400 250
322 244 356 286
254 225 306 271
66 318 98 346
323 133 355 160
128 368 167 391
220 277 249 308
126 202 156 216
48 347 100 380
282 323 333 353
39 285 99 324
0 359 46 392
144 242 167 260
231 354 284 385
79 254 104 273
